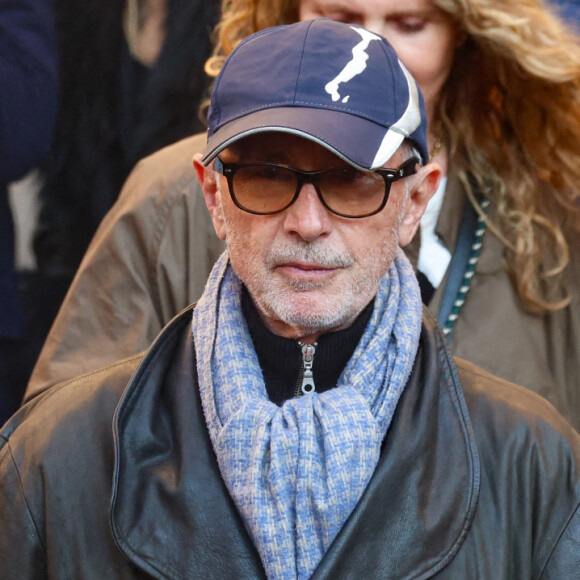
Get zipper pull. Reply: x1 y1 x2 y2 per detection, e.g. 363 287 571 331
299 343 317 395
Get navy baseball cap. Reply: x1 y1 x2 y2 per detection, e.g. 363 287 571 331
202 19 429 169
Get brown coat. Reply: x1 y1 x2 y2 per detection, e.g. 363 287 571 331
26 133 580 430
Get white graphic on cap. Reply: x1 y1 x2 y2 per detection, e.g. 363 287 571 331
371 59 421 168
325 27 382 104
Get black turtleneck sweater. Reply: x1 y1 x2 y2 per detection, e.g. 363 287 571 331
242 288 374 406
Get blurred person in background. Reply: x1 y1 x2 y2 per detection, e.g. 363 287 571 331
35 0 220 279
1 0 220 420
27 0 580 432
31 0 220 321
0 0 58 425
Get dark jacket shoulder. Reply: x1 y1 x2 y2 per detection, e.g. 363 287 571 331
1 352 144 457
2 308 579 579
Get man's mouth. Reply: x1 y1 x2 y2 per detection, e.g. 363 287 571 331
275 261 342 283
282 261 334 271
266 241 354 284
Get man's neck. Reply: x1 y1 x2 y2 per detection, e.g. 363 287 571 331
242 287 373 405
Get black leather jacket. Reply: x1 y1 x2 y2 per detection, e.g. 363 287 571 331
1 307 579 579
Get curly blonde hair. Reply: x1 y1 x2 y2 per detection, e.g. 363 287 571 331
207 0 580 313
205 0 298 76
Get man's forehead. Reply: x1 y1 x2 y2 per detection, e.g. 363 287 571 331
222 131 406 168
223 132 350 165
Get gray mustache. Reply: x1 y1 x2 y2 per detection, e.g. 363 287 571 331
266 241 354 269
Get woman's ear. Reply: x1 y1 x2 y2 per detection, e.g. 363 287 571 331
399 162 442 247
193 153 227 240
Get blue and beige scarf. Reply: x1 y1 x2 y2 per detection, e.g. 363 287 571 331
192 249 422 580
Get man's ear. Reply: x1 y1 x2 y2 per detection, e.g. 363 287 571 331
399 163 442 247
193 153 227 240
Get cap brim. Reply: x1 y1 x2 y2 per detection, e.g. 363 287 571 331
201 107 407 170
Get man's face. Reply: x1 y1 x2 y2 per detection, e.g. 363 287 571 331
195 133 436 341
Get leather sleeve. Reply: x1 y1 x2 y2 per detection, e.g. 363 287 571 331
539 504 580 579
0 438 47 577
25 134 224 401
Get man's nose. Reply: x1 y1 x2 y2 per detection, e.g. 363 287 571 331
283 183 333 241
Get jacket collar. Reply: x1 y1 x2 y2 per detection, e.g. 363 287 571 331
404 168 466 272
111 306 480 579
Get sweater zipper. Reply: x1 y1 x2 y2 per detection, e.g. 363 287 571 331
294 342 317 398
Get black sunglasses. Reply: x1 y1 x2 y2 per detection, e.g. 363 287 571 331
213 156 419 218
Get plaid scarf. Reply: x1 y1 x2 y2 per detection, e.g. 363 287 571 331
192 249 422 580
